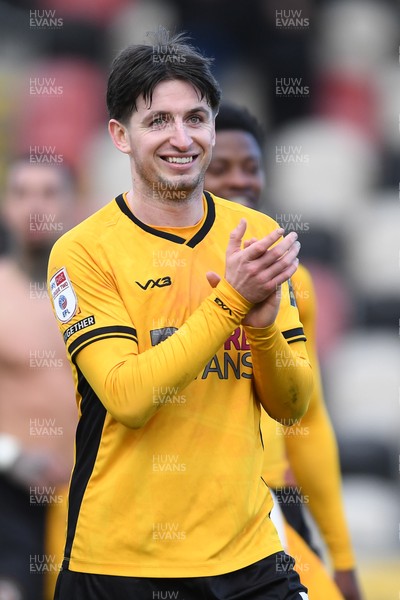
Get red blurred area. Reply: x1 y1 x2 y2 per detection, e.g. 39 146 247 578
37 0 132 26
16 58 106 173
303 260 353 361
314 71 379 143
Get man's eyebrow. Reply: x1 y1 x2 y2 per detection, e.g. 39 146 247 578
186 106 211 115
185 106 213 119
141 110 168 123
142 106 212 122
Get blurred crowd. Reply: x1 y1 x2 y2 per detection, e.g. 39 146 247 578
0 1 398 599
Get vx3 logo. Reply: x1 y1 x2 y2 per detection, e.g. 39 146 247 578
214 297 232 315
135 276 172 290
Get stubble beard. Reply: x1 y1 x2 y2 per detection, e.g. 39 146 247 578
139 167 207 205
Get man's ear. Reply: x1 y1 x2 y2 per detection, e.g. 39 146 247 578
108 119 131 154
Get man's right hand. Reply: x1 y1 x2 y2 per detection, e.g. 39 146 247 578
224 219 299 303
207 219 300 326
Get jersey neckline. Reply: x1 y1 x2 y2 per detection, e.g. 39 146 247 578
115 191 216 248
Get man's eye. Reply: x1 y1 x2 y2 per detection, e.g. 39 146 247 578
187 115 201 125
207 164 228 176
246 165 261 176
151 115 169 128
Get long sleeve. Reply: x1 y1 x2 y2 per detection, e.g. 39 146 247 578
284 265 356 570
76 278 252 428
245 323 313 423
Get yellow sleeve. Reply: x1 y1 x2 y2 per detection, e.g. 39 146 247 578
76 278 253 428
244 278 313 424
284 265 356 570
48 236 254 428
245 328 312 424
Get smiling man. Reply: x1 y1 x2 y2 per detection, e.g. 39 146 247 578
47 28 313 600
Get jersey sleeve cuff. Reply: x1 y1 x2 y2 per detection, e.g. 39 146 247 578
211 278 253 319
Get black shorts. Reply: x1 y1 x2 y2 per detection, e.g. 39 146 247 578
54 552 308 600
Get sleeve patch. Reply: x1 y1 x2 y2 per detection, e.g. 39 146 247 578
50 267 78 323
64 316 96 343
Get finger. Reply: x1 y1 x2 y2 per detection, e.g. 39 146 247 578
249 240 300 300
263 239 300 287
263 258 300 296
265 240 301 281
206 271 221 288
244 228 285 261
226 219 247 258
276 238 301 265
243 237 258 249
249 232 299 267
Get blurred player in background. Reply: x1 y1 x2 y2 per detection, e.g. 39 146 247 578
205 102 363 600
0 158 78 600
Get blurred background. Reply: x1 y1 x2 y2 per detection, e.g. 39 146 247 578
0 0 398 598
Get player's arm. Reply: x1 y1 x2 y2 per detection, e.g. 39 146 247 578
76 277 250 429
229 231 313 423
49 221 302 429
208 222 313 422
283 267 362 598
245 317 312 424
49 240 250 428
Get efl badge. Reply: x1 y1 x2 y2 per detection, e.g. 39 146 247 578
50 267 78 323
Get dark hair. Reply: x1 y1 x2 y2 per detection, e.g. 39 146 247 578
215 103 265 150
107 27 221 123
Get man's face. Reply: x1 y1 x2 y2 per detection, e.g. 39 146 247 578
205 130 265 208
2 161 73 251
122 79 216 198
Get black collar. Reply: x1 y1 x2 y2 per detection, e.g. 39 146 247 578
115 191 216 248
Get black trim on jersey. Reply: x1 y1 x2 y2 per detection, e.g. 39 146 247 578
62 369 107 569
116 194 185 244
71 335 138 364
186 191 215 248
282 327 306 341
68 326 138 358
115 191 216 248
287 337 306 344
259 423 264 450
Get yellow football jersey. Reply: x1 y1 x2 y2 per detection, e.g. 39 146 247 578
47 191 312 578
